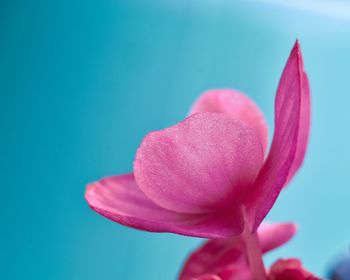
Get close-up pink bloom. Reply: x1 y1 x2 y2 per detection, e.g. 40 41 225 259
6 0 350 278
85 40 309 238
85 40 312 279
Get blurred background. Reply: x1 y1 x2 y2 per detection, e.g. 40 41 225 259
1 0 350 279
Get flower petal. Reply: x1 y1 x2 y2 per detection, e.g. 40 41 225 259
286 60 311 184
85 174 244 238
179 222 294 280
189 89 268 154
134 112 264 214
258 223 297 253
179 237 246 280
194 274 222 280
245 41 310 231
268 258 321 280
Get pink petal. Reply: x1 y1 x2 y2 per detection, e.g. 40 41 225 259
245 41 310 231
194 274 222 280
268 258 322 280
85 174 244 238
286 59 311 184
217 269 252 280
258 223 297 253
189 89 268 155
179 222 294 280
179 237 247 280
134 112 264 214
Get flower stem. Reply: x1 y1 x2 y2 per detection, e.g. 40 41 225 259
242 208 267 280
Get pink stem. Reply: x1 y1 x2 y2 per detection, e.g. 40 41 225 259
242 208 267 280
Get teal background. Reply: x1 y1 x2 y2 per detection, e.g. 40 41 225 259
1 1 350 279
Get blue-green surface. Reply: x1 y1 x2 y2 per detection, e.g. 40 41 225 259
1 1 350 279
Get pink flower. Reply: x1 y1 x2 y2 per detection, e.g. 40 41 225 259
85 40 310 239
268 258 321 280
179 223 297 280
